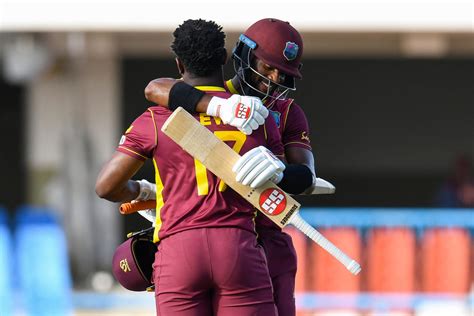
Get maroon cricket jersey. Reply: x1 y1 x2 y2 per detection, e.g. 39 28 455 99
225 80 312 231
116 86 284 242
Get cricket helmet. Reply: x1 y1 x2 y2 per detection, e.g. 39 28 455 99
112 234 157 291
232 18 303 100
243 18 303 79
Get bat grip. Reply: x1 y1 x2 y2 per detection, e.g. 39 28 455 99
119 200 157 215
289 213 361 275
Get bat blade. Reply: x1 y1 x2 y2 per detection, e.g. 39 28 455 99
161 107 361 274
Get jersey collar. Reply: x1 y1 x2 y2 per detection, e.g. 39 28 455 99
225 80 239 94
194 86 226 92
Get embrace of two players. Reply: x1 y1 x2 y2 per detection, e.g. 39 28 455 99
96 18 336 316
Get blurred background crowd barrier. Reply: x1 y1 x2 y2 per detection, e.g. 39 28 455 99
290 208 474 315
0 206 472 315
0 0 473 315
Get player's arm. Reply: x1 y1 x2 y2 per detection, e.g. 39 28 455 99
144 78 268 135
95 152 143 202
283 103 335 194
96 152 157 224
145 78 213 113
233 114 313 195
234 103 334 194
96 111 158 203
96 151 156 202
233 146 314 194
286 147 314 173
285 147 334 195
286 146 316 190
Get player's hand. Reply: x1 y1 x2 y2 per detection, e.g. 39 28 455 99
207 95 269 135
136 179 156 201
233 146 286 188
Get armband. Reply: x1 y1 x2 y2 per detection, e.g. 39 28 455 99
278 164 313 194
168 81 206 112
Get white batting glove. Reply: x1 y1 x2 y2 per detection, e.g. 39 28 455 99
136 179 156 201
233 146 286 188
207 95 268 135
135 180 157 226
137 209 156 227
304 177 336 195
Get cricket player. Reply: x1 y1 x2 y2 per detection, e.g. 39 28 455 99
143 18 315 316
96 19 309 316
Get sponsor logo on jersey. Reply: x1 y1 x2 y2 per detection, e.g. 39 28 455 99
119 259 131 272
259 188 287 216
269 110 281 128
301 131 310 142
283 42 299 61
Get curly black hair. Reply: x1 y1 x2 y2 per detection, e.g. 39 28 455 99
171 19 226 77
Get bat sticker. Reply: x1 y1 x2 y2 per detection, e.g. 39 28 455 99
259 188 287 216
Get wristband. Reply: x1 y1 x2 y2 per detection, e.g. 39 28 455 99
136 179 154 201
278 164 313 194
168 82 205 112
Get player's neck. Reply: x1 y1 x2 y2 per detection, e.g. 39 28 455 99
183 71 224 88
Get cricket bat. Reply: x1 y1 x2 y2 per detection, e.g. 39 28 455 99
161 107 361 275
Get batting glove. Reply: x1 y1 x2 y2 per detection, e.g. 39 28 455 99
233 146 286 188
136 179 156 201
137 209 156 227
304 177 336 195
207 95 268 135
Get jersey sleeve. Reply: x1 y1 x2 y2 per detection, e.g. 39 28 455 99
116 109 157 161
282 102 312 150
264 114 285 159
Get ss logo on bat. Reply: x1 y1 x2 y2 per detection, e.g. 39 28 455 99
259 188 287 216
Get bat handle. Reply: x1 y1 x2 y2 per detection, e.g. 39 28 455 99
289 213 362 275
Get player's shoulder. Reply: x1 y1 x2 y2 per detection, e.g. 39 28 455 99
130 106 172 127
271 98 309 128
272 97 295 112
279 98 307 117
287 99 305 113
286 101 310 127
146 105 173 115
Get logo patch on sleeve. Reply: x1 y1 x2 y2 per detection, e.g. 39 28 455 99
259 188 287 216
119 135 126 145
269 110 281 128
